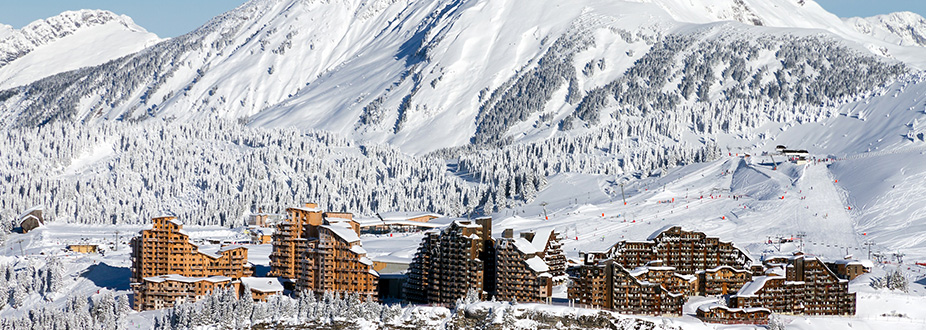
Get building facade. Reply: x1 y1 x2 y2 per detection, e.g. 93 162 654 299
134 275 238 311
608 226 752 275
130 216 252 310
731 256 855 315
697 266 752 296
403 218 494 305
268 204 378 296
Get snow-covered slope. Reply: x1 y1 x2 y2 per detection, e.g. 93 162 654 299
0 10 162 90
1 0 924 154
846 12 926 48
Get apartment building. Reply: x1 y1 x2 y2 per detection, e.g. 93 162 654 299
495 231 554 303
130 216 252 310
134 275 238 311
608 226 752 274
268 204 378 296
731 255 855 315
403 217 494 305
697 266 753 296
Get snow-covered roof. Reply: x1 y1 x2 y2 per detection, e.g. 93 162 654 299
735 276 784 297
512 237 539 255
240 277 284 293
765 266 785 277
350 245 368 255
454 220 483 229
322 224 360 243
219 245 246 252
169 218 183 227
289 206 323 213
530 228 554 251
704 265 750 273
16 205 43 220
353 218 445 228
359 256 373 266
647 225 679 240
378 212 443 221
143 274 232 284
697 303 771 314
524 256 549 273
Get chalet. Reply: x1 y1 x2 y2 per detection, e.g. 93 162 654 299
247 226 274 244
495 230 556 303
731 255 855 315
247 209 282 227
18 206 44 233
825 259 872 280
604 226 752 275
240 277 285 301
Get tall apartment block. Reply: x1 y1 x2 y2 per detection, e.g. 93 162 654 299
403 218 494 305
268 203 378 296
130 216 252 310
403 217 567 305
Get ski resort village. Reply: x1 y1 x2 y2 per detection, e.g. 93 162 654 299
3 0 926 329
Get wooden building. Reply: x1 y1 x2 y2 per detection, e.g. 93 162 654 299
130 216 252 310
268 204 378 296
240 277 285 301
825 259 872 280
696 304 771 325
607 226 752 275
403 218 494 305
731 255 855 315
68 244 99 253
135 275 239 311
697 266 753 296
568 259 688 315
18 206 44 233
494 232 554 303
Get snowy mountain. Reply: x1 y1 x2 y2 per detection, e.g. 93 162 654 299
0 10 162 90
0 0 923 154
846 12 926 48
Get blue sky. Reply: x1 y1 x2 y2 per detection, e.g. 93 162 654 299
1 0 925 38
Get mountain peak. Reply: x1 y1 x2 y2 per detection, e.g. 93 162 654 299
845 11 926 47
0 9 155 68
0 9 162 89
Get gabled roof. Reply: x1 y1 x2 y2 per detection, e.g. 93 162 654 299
16 205 43 221
735 275 785 297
